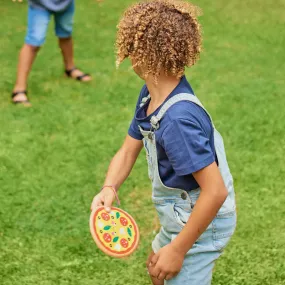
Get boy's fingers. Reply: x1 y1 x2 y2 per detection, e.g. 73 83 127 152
148 265 154 275
103 195 114 212
150 266 160 279
90 196 103 211
90 188 116 212
165 274 173 281
150 253 159 266
157 271 166 280
146 251 155 267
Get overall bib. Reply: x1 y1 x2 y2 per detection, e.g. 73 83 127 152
139 93 236 285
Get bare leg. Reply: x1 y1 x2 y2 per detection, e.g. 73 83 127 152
58 36 74 70
147 251 164 285
58 37 91 81
13 44 40 103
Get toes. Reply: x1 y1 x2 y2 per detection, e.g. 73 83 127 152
81 75 92 82
70 69 91 81
13 94 27 102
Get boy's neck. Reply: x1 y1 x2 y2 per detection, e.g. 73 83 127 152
145 74 181 105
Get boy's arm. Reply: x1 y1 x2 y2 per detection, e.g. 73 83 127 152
148 162 228 281
91 135 143 211
171 162 228 254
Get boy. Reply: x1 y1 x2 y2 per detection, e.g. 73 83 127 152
91 1 236 284
12 0 91 105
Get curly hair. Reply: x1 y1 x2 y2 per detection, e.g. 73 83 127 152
116 0 202 80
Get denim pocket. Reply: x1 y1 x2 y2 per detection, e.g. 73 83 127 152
173 203 191 228
154 202 191 233
212 212 236 251
155 203 177 233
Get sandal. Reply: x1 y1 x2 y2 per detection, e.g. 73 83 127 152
11 90 31 106
65 67 91 81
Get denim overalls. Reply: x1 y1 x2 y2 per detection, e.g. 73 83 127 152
139 93 236 285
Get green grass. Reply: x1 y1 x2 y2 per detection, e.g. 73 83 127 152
0 0 285 284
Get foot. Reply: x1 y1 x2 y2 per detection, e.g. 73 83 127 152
65 67 92 82
12 91 31 106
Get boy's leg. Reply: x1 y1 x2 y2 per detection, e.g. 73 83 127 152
13 6 51 103
54 0 91 81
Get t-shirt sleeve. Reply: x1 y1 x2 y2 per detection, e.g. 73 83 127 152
161 118 215 175
128 117 143 140
127 86 147 140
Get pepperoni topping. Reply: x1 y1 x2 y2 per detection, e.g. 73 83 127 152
120 238 129 248
120 217 128 226
103 233 112 243
101 213 110 221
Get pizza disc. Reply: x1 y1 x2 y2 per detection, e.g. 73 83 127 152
90 206 140 258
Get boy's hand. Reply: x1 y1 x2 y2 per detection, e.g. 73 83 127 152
147 244 184 281
90 187 115 212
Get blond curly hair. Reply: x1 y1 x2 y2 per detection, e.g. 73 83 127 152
116 0 202 80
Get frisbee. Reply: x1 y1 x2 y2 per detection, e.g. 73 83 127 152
90 206 140 258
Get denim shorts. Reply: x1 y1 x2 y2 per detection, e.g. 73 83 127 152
152 189 237 285
25 1 75 46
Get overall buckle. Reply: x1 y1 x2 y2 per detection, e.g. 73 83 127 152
150 115 159 130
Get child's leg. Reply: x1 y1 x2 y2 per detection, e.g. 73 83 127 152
13 6 51 102
13 44 39 102
54 0 91 81
58 37 75 71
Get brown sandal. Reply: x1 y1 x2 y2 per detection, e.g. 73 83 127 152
65 67 91 81
11 90 31 106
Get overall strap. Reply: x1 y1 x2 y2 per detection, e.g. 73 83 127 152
150 93 215 129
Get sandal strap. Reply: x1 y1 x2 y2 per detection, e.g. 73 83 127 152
12 90 27 98
76 73 90 81
65 67 90 81
13 100 30 104
65 67 77 77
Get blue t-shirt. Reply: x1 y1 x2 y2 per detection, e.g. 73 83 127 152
28 0 73 12
128 76 217 191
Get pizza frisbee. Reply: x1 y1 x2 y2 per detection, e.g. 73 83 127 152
90 207 140 258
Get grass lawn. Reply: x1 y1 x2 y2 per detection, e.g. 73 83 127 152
0 0 285 284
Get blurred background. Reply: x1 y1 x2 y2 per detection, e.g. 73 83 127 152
0 0 284 284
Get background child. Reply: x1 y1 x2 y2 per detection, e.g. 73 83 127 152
91 0 236 284
12 0 91 106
